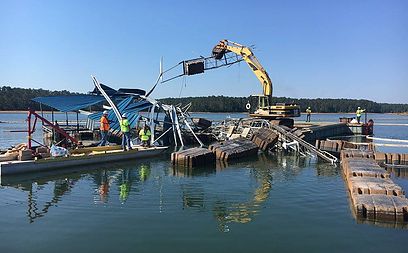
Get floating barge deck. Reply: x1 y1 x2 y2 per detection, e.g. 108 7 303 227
0 146 167 176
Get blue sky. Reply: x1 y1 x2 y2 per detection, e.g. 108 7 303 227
0 0 407 103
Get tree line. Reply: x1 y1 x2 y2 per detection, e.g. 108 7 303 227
0 86 78 111
1 86 407 113
160 96 408 113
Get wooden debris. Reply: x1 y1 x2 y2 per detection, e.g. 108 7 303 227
18 150 33 161
315 140 344 154
171 147 215 167
250 128 278 151
209 138 258 161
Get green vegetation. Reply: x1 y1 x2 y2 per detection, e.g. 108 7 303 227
160 96 408 113
1 86 407 113
0 86 78 110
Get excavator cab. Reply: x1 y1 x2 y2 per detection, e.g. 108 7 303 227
246 95 266 114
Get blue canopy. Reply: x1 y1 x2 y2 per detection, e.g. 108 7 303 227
88 97 153 134
32 95 105 112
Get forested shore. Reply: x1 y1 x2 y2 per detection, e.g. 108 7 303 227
1 86 407 113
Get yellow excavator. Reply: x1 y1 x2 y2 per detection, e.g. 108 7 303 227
212 40 300 125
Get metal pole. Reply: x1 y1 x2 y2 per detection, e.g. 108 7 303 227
76 112 79 132
27 109 32 149
40 103 44 118
51 110 55 142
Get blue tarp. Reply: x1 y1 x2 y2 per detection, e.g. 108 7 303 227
32 95 105 112
88 97 153 134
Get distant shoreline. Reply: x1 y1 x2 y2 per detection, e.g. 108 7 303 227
0 110 78 114
0 110 407 116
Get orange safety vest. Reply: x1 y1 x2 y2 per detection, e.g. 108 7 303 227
100 116 110 131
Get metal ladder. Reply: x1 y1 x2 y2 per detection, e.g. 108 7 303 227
271 125 338 164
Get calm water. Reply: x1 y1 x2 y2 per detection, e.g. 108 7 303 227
1 112 408 252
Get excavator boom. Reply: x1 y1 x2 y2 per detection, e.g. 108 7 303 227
212 40 273 99
212 39 300 121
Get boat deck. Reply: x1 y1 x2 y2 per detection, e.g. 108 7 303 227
0 146 168 176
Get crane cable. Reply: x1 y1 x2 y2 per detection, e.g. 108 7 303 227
179 76 187 98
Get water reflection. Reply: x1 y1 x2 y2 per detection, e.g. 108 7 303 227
1 173 81 223
91 163 152 204
171 154 299 232
172 165 216 177
95 170 110 203
0 152 342 230
1 162 153 223
315 163 340 177
212 169 272 232
386 166 408 178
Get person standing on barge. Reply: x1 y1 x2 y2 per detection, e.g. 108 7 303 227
99 110 110 146
120 113 132 151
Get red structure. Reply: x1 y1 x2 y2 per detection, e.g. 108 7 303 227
26 109 78 149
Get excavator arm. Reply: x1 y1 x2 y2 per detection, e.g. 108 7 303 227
212 40 300 121
212 40 273 99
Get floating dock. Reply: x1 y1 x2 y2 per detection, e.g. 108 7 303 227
0 146 168 176
208 138 258 162
171 138 259 167
297 123 354 144
341 150 408 222
171 147 215 167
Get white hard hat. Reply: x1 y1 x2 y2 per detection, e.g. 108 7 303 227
103 110 108 115
122 113 127 118
358 107 360 109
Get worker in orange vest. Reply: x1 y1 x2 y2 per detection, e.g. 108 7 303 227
99 110 110 146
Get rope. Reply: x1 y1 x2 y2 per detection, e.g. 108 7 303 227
179 76 186 97
366 136 408 143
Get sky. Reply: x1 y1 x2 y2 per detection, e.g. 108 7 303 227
0 0 407 103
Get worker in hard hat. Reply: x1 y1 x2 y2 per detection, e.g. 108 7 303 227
356 106 366 124
306 107 312 122
139 123 152 147
98 110 110 146
120 113 132 151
